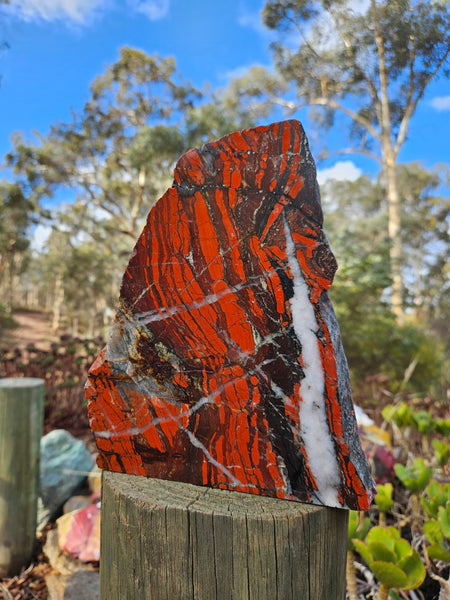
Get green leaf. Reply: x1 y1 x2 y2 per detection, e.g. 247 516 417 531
412 410 434 434
370 561 408 589
375 483 394 513
421 481 450 518
394 458 432 494
347 510 371 550
427 544 450 563
435 419 450 436
432 439 449 467
366 526 399 548
397 550 426 589
424 519 442 544
348 510 359 542
382 403 412 428
370 541 397 564
394 538 413 560
352 539 373 565
438 504 450 538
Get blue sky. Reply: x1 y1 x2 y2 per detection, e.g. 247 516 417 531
0 0 449 187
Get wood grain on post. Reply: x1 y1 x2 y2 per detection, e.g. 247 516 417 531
0 377 44 577
101 471 348 600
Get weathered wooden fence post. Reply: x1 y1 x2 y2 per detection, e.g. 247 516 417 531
0 377 44 577
101 472 348 600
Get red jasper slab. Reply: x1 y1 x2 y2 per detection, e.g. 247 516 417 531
86 120 376 509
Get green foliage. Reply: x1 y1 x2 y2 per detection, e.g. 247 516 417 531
322 167 448 393
0 304 16 329
435 418 450 436
334 305 444 393
352 527 426 591
382 403 413 428
232 0 450 326
348 510 372 551
374 483 394 514
260 0 450 147
6 48 201 245
383 403 450 444
424 504 450 563
412 411 435 435
3 46 259 334
0 181 42 311
394 458 432 495
432 439 449 468
421 481 450 519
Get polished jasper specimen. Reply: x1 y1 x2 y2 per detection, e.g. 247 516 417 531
86 119 376 509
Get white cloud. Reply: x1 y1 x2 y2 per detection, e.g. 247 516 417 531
430 96 450 111
31 224 52 253
238 8 262 31
317 161 362 185
126 0 169 20
3 0 107 24
223 65 253 81
238 5 276 40
2 0 170 25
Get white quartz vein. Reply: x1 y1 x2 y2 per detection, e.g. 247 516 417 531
134 279 258 326
183 428 242 486
283 215 340 506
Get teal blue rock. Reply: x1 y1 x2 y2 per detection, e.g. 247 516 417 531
40 429 94 519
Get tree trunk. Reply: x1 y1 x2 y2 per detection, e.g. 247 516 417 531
382 147 404 322
372 0 404 322
52 274 64 331
100 472 349 600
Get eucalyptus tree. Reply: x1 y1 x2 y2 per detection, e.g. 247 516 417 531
4 46 253 332
320 163 448 390
0 181 39 313
6 47 200 249
231 0 450 320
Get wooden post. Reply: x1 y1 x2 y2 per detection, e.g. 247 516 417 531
101 472 348 600
0 377 44 577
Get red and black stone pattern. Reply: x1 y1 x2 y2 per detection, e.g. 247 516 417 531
86 120 376 509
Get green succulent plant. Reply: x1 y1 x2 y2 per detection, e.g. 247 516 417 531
382 403 413 429
353 526 426 599
424 503 450 563
374 483 394 527
347 511 373 600
348 510 372 551
394 458 432 495
375 483 394 513
421 481 450 519
435 419 450 436
432 439 450 468
412 410 435 435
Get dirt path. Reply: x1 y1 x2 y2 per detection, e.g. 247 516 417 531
0 310 57 350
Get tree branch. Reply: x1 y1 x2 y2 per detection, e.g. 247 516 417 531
297 97 381 140
327 7 382 121
320 146 382 165
371 0 393 148
394 45 450 156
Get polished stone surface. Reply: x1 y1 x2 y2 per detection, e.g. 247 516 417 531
86 120 376 509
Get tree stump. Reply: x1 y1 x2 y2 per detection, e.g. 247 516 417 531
0 377 44 577
101 471 348 600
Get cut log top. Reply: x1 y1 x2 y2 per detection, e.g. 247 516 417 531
104 470 323 518
0 377 44 388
